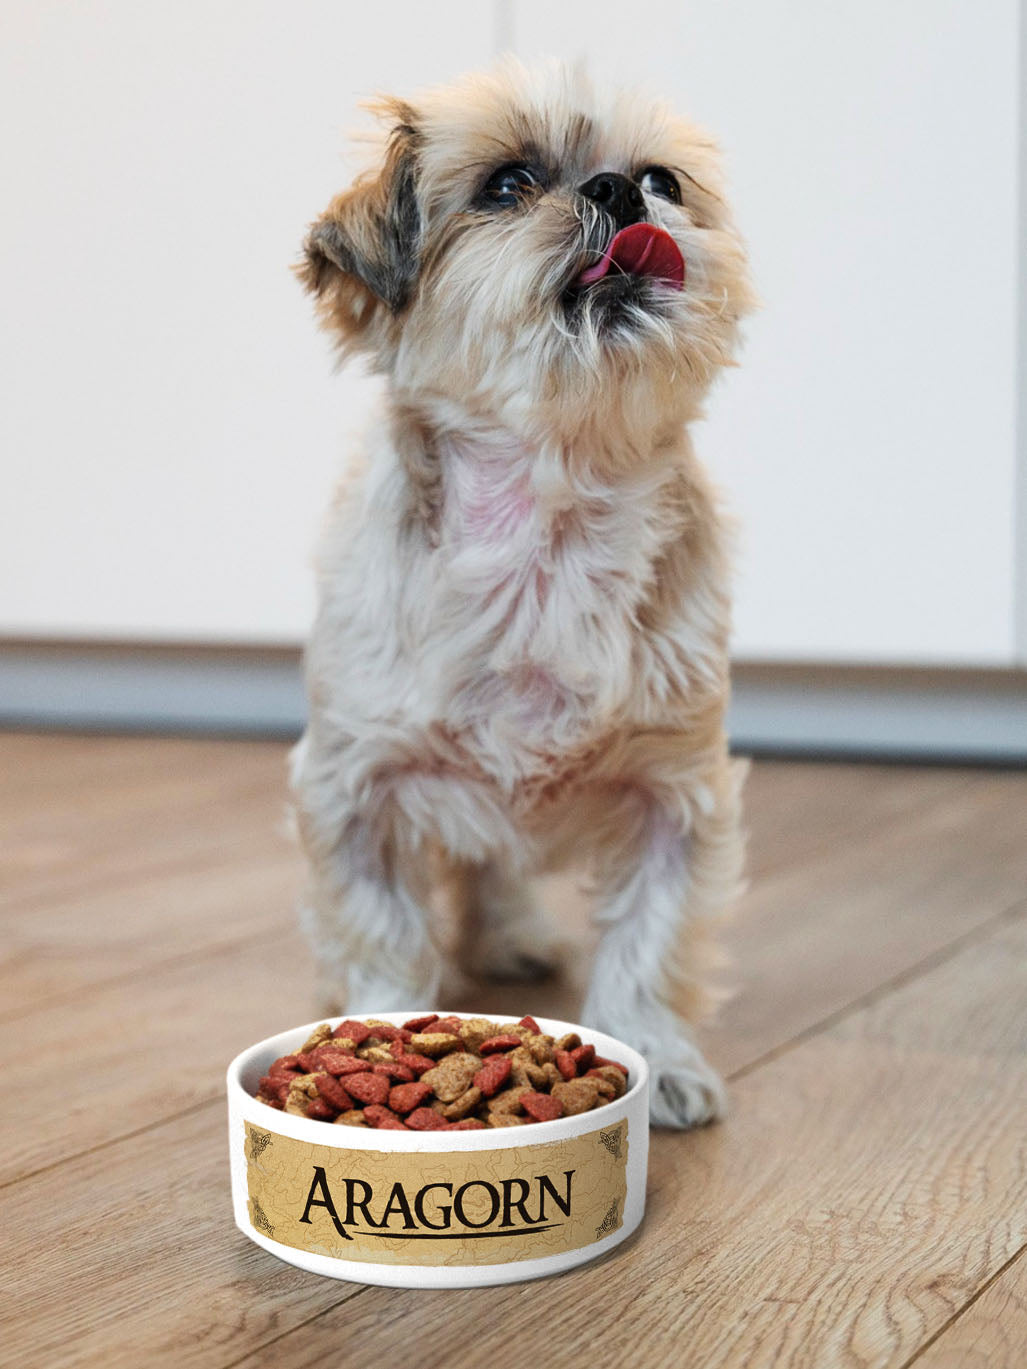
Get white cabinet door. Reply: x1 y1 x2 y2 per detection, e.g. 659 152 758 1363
508 0 1022 665
0 1 494 643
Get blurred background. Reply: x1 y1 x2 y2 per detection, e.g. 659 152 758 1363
1 0 1025 759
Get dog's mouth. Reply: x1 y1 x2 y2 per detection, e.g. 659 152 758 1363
574 223 686 291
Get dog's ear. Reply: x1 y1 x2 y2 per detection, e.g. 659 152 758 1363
297 103 422 347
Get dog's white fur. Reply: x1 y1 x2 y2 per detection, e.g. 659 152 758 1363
290 58 754 1127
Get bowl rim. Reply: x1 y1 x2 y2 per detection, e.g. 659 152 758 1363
227 1010 649 1150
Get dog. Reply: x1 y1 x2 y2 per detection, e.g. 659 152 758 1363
289 57 754 1127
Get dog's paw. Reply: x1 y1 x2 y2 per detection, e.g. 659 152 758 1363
649 1055 727 1129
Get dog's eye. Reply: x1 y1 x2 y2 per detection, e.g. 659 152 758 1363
639 167 681 204
482 164 540 209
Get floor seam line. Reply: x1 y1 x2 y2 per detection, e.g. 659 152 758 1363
726 894 1027 1084
897 1240 1027 1369
216 1288 371 1369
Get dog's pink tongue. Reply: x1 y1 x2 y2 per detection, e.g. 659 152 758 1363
577 223 685 288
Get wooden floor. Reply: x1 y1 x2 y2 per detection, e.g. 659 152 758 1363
1 734 1026 1368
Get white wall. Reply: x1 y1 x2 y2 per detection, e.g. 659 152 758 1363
509 0 1023 665
1 1 1024 666
0 1 492 644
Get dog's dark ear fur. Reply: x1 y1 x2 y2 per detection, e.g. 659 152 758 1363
297 102 422 347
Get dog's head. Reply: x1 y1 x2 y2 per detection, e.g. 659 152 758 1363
299 59 753 434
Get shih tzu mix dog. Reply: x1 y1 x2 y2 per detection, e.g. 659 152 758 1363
290 58 753 1127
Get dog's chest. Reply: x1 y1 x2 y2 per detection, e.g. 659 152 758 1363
427 441 670 750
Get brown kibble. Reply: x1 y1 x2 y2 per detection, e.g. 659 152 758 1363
487 1086 526 1117
408 1032 463 1057
357 1044 397 1064
333 1109 367 1127
525 1034 556 1066
437 1085 482 1120
283 1074 320 1116
457 1017 499 1051
552 1077 602 1115
421 1052 481 1101
255 1015 625 1131
588 1065 628 1098
298 1023 334 1054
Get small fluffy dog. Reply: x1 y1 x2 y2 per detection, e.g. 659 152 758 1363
290 58 754 1127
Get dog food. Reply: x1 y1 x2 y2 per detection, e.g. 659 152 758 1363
255 1015 630 1131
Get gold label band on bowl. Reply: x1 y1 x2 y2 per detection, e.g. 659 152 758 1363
244 1117 629 1266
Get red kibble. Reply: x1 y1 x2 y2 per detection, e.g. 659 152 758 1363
569 1044 595 1073
389 1081 433 1114
315 1074 354 1111
473 1055 512 1098
364 1104 408 1130
258 1074 291 1106
270 1054 303 1073
364 1023 412 1044
344 1072 391 1107
402 1014 440 1032
554 1050 577 1081
405 1107 450 1131
393 1052 437 1077
432 1016 465 1035
593 1056 630 1077
331 1020 372 1045
518 1015 542 1035
312 1050 368 1077
306 1097 336 1121
372 1061 415 1082
520 1091 564 1122
479 1034 522 1054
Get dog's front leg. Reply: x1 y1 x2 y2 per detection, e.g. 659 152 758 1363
299 821 444 1014
581 775 744 1128
293 744 447 1015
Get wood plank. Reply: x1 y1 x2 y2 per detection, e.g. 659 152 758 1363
228 909 1027 1369
740 760 972 879
912 1249 1027 1368
0 1103 362 1369
0 736 292 909
0 738 975 1027
0 852 300 1018
1 753 1021 1187
707 770 1027 1075
0 932 315 1186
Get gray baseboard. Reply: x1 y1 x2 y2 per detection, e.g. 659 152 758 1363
1 642 1025 762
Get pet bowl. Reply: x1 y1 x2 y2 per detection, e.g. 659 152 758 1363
227 1011 649 1288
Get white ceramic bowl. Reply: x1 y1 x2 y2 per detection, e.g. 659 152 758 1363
227 1011 649 1288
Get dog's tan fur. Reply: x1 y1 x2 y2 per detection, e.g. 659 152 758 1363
290 58 754 1126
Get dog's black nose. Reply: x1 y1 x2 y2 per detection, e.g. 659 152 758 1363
578 172 646 229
